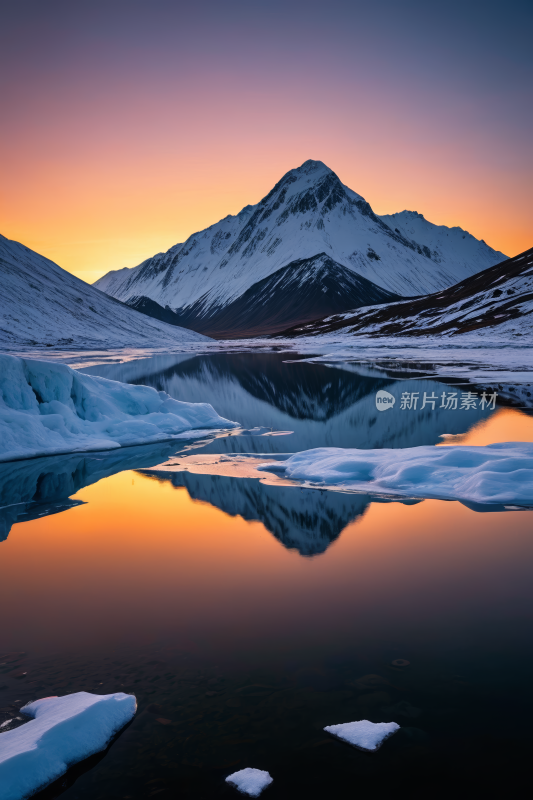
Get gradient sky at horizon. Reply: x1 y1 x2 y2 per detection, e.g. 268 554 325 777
1 0 531 282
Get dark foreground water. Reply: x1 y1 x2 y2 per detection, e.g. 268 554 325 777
1 353 533 798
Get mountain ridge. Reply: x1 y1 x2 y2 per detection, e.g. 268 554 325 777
94 160 506 325
272 247 533 339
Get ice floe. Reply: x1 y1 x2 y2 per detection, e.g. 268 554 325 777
257 443 533 505
225 767 273 797
0 354 238 462
324 719 399 752
0 692 136 800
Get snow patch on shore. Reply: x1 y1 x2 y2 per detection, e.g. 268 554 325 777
0 354 238 462
257 443 533 505
0 692 136 800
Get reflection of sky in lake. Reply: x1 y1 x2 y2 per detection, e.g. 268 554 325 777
3 353 532 549
1 354 532 797
2 462 533 661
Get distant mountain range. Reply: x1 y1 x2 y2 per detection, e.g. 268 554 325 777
0 160 513 345
0 234 208 348
274 247 533 339
94 159 506 338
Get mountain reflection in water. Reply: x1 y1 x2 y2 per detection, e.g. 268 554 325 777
1 354 532 800
81 352 496 453
141 469 380 555
0 443 178 541
0 352 509 548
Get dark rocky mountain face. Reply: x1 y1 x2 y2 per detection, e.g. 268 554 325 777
129 253 400 338
125 295 188 328
274 247 533 339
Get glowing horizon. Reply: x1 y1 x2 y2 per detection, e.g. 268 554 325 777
1 1 531 283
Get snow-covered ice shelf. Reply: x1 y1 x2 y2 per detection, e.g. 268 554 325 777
324 719 400 752
257 443 533 505
225 767 273 797
0 354 238 462
0 692 136 800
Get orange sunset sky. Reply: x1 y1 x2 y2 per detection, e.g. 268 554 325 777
1 0 531 284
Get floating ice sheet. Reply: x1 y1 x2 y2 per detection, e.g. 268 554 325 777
225 767 273 797
0 692 136 800
324 719 399 752
258 443 533 505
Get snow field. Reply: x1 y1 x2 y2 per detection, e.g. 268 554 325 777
0 692 136 800
0 354 238 462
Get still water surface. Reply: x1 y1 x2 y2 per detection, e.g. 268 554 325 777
1 353 532 797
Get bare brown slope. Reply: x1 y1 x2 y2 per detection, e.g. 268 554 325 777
273 247 533 338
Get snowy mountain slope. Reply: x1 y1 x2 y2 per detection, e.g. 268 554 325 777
380 210 502 269
0 234 209 349
132 253 400 338
275 247 533 339
94 160 506 321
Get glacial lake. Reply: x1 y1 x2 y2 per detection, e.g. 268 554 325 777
1 352 533 798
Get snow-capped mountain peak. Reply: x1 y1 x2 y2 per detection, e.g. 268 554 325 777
94 160 507 333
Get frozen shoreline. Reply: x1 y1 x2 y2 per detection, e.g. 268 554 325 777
0 354 238 463
3 330 532 389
